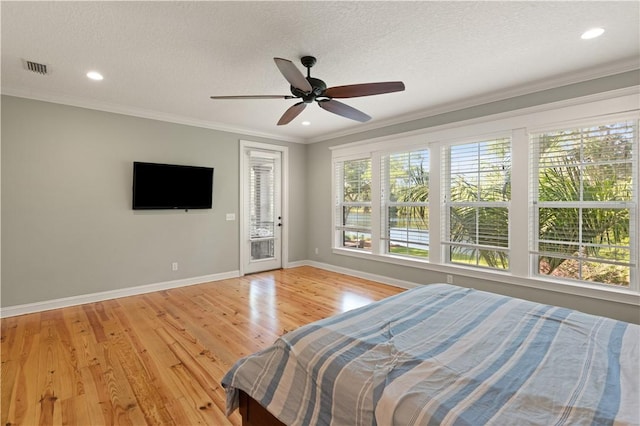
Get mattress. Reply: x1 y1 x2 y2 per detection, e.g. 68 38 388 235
222 284 639 425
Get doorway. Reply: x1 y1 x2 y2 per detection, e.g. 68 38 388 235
240 141 288 275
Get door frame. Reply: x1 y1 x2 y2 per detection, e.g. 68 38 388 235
239 140 289 276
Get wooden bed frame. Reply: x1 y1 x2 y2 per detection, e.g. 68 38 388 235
239 390 285 426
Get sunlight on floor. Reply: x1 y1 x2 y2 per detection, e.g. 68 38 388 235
341 292 374 312
249 276 277 327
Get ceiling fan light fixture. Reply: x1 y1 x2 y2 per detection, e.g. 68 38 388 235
301 121 311 126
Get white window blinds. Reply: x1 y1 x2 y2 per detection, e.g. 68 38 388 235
249 152 276 260
444 137 511 270
335 158 372 250
381 149 430 258
530 120 637 287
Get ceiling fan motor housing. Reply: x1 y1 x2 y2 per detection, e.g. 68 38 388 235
292 77 327 102
291 55 327 103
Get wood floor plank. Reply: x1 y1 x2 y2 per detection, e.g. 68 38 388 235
2 313 41 426
1 317 21 424
70 308 116 425
1 266 403 425
108 305 177 425
100 341 147 425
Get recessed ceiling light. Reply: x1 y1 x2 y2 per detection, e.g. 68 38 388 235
301 121 311 126
581 28 605 40
86 71 104 81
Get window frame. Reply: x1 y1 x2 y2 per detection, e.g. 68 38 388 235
380 148 431 260
333 155 374 252
529 118 638 290
442 135 512 271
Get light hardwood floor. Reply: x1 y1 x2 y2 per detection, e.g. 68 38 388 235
1 266 403 425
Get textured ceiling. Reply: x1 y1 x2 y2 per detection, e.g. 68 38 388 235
2 1 639 143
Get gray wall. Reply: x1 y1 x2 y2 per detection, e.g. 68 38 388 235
1 95 307 306
3 71 639 324
306 70 640 324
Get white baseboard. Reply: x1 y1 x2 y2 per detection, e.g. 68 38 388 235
0 262 418 318
284 260 309 268
0 270 240 318
304 260 421 289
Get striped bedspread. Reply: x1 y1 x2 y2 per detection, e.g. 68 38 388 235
222 284 639 425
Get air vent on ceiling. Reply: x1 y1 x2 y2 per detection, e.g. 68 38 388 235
23 60 48 75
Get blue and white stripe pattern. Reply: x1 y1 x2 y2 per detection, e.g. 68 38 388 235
222 284 639 425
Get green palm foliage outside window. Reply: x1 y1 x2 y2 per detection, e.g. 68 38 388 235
532 121 635 287
445 138 512 270
384 150 430 258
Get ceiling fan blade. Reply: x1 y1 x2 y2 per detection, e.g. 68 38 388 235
277 102 307 126
324 81 405 98
210 95 294 99
318 99 371 122
274 58 312 93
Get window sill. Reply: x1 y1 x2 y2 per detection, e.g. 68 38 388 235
332 247 640 306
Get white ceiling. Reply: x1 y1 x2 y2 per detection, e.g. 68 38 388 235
2 1 639 143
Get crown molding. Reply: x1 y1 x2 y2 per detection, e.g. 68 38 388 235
328 86 639 154
3 59 638 145
308 59 640 144
0 87 306 144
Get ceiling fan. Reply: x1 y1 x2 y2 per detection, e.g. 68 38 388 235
210 56 405 125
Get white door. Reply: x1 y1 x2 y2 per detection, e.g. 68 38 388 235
242 147 283 274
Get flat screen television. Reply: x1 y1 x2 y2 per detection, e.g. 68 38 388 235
132 161 214 210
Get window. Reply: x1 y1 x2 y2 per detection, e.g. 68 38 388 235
531 121 637 287
444 137 511 270
330 92 639 300
381 149 430 258
335 158 372 250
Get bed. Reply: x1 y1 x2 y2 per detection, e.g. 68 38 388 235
222 284 639 425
